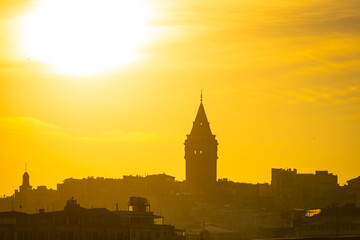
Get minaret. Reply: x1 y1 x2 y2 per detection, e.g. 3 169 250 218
185 93 218 192
20 164 32 192
23 172 30 186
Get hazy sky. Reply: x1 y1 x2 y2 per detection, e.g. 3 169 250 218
1 0 360 195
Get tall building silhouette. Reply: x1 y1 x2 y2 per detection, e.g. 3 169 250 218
19 171 32 192
185 94 218 192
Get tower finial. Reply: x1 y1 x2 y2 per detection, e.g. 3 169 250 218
200 90 203 102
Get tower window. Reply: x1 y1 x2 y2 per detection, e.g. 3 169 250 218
200 122 203 126
194 150 196 154
200 150 203 154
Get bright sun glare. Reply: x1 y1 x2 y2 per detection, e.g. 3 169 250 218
19 0 157 75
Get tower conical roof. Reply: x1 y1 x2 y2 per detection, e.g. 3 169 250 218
195 102 208 122
190 102 213 136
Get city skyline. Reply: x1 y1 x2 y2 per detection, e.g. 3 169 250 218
1 0 360 196
3 163 359 198
1 96 358 196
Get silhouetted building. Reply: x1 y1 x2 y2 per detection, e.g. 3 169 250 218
12 172 58 213
185 95 218 192
0 197 185 240
346 176 360 207
128 197 150 212
271 168 339 208
56 174 179 212
19 172 32 192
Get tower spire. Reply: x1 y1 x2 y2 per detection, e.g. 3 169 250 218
185 96 218 193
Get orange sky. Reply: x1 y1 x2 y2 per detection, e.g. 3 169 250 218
1 0 360 195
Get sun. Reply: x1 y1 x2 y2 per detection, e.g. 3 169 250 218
18 0 157 75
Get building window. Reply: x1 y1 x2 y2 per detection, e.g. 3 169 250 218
154 218 163 225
